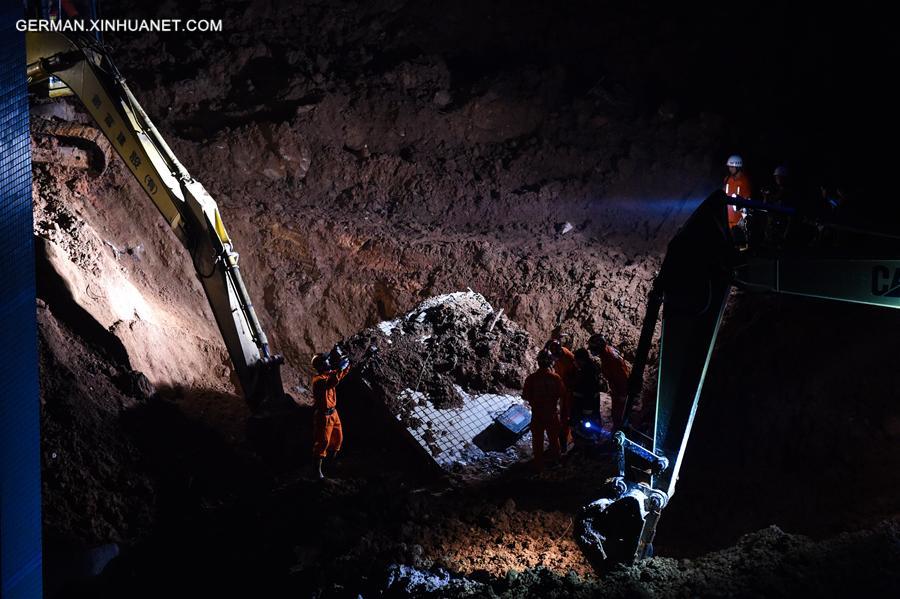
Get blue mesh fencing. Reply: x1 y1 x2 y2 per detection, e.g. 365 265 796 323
0 5 44 598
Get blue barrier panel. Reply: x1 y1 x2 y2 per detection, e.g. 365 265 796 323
0 3 44 598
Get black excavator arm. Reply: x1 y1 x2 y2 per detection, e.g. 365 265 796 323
25 32 286 410
577 190 900 569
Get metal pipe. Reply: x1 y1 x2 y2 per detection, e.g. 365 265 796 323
616 431 668 474
224 254 271 358
727 196 797 215
621 280 663 431
25 52 80 84
117 78 191 182
26 61 49 84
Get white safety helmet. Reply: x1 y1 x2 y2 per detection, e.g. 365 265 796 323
773 165 788 177
726 155 743 168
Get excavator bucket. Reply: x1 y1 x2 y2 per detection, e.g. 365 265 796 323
575 479 664 571
246 354 291 412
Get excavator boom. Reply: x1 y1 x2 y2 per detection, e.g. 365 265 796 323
577 190 900 569
26 32 285 409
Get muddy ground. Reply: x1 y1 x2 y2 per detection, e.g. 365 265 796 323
33 0 899 596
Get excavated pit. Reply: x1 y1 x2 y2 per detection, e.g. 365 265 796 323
32 1 899 596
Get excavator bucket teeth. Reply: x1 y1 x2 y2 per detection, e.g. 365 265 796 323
576 481 662 572
247 355 291 413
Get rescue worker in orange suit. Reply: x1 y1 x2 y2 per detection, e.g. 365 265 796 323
523 349 565 471
545 338 577 452
311 347 351 479
588 334 632 430
723 154 752 229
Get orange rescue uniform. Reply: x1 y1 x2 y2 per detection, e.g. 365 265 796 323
724 172 752 228
312 367 350 458
523 367 565 469
599 345 631 429
553 346 577 445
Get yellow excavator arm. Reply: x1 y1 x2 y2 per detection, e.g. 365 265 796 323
26 31 286 410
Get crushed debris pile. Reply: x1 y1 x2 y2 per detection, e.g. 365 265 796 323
350 291 534 405
344 291 536 475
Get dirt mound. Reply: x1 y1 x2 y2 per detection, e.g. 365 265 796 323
382 520 900 597
38 303 155 547
346 291 532 406
340 291 535 476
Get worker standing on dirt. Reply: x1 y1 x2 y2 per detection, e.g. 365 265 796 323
523 349 565 471
545 338 577 452
588 334 632 430
723 154 752 229
311 346 351 479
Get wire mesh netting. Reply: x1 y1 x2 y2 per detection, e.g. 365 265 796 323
395 385 532 471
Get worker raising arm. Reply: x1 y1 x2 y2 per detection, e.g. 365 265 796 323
310 345 351 479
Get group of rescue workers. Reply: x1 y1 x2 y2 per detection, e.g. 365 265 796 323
722 153 851 248
523 333 631 471
308 333 633 478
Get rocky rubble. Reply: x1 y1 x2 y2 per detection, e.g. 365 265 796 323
346 291 534 408
381 521 900 598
